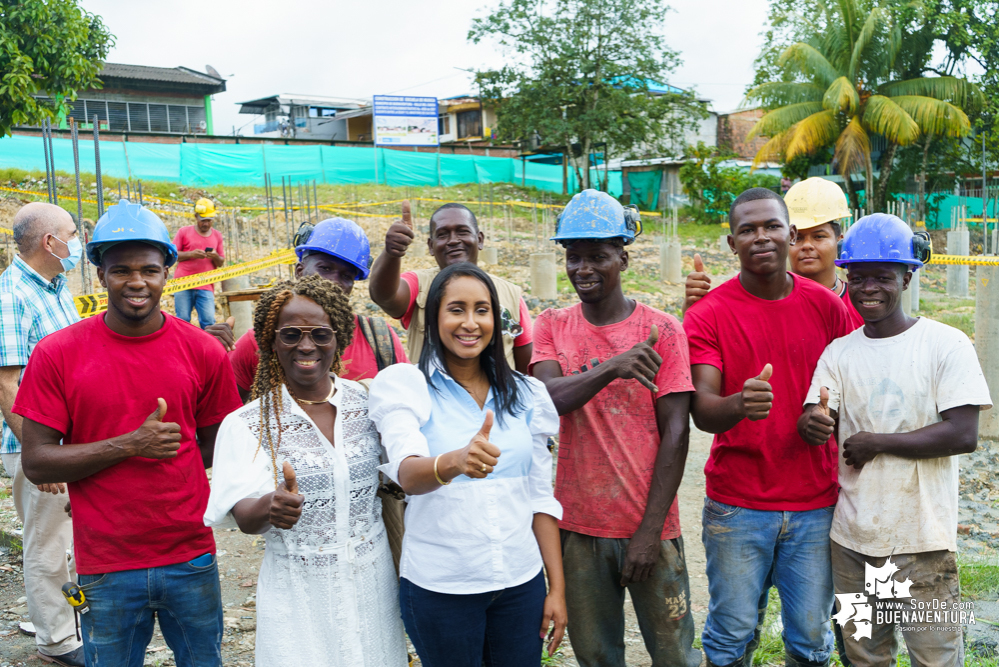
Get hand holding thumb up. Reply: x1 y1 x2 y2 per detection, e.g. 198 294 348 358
742 364 774 422
693 253 705 274
477 409 494 441
461 409 500 479
756 363 773 382
818 386 830 417
645 324 659 347
281 461 299 495
401 200 413 230
269 460 304 530
147 398 168 423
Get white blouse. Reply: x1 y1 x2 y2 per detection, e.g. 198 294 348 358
204 378 407 667
368 363 561 595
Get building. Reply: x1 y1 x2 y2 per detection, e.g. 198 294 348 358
59 63 226 135
716 108 769 160
329 95 501 148
236 94 368 140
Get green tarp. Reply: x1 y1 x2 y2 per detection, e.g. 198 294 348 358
0 135 625 198
626 170 661 211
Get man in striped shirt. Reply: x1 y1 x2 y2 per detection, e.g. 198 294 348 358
0 202 83 667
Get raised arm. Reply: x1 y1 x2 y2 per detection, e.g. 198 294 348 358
841 404 980 470
397 409 502 495
532 326 661 416
20 398 182 484
690 363 773 434
621 391 691 586
369 201 416 319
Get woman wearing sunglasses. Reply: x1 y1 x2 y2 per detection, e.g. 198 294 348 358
369 263 566 667
204 275 407 667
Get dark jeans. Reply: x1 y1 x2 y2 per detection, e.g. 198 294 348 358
561 530 701 667
173 289 215 328
78 555 223 667
399 570 546 667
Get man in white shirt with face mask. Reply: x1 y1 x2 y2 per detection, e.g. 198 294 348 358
0 202 84 667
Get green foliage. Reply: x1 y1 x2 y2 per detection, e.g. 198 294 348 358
0 0 113 137
468 0 707 191
678 143 781 224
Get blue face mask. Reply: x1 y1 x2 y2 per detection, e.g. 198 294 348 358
50 236 83 273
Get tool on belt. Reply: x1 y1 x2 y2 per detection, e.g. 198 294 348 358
62 582 89 640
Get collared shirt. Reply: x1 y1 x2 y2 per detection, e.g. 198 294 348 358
369 362 561 595
0 256 79 454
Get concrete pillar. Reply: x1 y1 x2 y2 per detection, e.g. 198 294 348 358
946 230 970 297
530 252 557 300
221 275 253 341
718 234 729 254
975 265 999 440
660 240 682 283
480 247 498 265
411 234 428 257
910 269 920 312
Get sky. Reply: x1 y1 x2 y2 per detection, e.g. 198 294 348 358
79 0 772 136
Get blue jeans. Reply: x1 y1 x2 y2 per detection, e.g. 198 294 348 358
701 498 835 666
400 570 546 667
78 555 223 667
173 289 215 328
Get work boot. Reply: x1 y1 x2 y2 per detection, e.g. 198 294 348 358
742 605 768 667
37 648 85 667
784 651 829 667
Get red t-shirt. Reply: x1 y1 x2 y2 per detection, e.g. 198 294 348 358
531 302 694 539
683 274 855 511
399 271 534 346
172 226 224 292
838 282 865 328
13 313 241 574
229 314 409 390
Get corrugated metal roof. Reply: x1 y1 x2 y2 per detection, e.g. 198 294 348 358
100 63 224 86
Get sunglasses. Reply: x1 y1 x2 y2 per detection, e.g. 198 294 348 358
276 326 336 347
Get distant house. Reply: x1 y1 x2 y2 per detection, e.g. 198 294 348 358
329 95 500 147
236 94 367 140
54 63 226 135
716 108 769 160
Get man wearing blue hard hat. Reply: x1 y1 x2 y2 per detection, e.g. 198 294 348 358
530 189 701 667
224 217 408 402
799 213 991 667
12 200 241 667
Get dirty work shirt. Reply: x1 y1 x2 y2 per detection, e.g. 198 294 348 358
172 225 224 291
12 312 242 575
805 317 992 556
531 302 694 539
229 315 409 389
683 274 854 511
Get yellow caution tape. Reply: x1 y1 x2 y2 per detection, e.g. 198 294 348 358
926 254 999 267
74 249 297 317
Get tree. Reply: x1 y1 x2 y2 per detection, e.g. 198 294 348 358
469 0 707 191
0 0 113 137
746 0 982 211
679 142 781 223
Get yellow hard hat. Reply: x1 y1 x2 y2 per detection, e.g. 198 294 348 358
784 177 851 230
194 198 217 219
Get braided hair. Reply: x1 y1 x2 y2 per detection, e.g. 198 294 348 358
250 274 355 487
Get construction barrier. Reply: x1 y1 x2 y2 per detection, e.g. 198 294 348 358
0 135 624 196
926 254 999 267
74 249 296 317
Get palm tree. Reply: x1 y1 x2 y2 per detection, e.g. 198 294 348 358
745 0 982 211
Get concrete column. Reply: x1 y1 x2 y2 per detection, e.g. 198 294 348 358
530 252 557 300
910 269 920 312
480 247 498 265
411 229 428 257
718 234 729 254
975 265 999 440
221 275 253 341
660 240 682 283
946 230 970 297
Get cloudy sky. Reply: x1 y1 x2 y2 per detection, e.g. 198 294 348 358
79 0 771 135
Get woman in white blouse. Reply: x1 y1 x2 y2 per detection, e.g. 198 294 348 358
369 263 566 667
204 275 407 667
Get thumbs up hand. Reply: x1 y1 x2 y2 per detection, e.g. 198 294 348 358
683 253 712 314
270 460 305 530
611 325 662 393
385 199 416 258
740 364 774 421
798 386 837 445
129 398 182 459
457 409 502 479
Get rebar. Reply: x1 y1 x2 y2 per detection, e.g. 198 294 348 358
70 118 86 290
137 181 143 207
313 180 319 220
41 119 53 203
93 116 105 217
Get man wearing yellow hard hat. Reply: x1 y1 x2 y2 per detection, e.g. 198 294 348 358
172 198 225 328
684 178 863 328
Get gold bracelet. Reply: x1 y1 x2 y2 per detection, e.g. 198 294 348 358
433 455 451 486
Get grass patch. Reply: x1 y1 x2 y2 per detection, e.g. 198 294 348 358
960 555 999 601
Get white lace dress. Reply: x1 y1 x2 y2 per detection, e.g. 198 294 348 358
204 378 407 667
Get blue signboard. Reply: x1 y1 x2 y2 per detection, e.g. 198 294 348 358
373 95 439 147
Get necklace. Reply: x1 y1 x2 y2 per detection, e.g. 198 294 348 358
292 383 335 405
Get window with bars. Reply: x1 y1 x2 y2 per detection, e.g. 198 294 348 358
58 98 208 134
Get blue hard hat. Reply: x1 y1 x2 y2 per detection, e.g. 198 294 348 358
295 217 371 280
551 189 642 246
86 200 178 267
836 213 931 269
